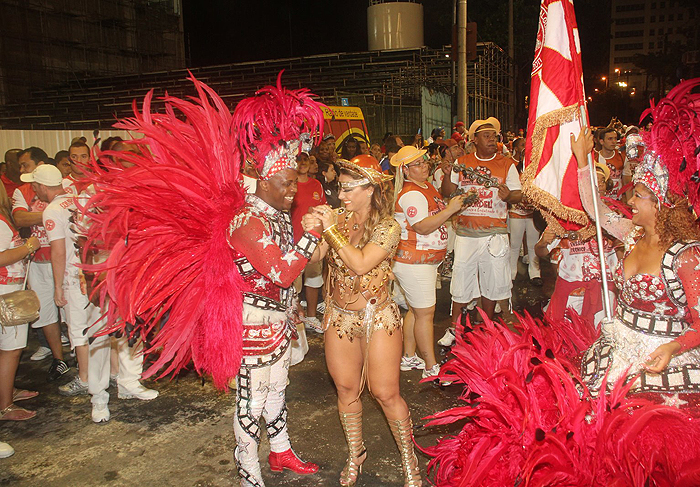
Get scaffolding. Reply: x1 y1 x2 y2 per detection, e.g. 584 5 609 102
0 43 514 139
467 42 513 129
0 0 185 104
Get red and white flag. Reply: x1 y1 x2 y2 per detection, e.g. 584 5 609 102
521 0 592 238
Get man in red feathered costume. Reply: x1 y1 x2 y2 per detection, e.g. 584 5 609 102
226 91 325 487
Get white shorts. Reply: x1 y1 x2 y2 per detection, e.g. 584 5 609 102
393 261 439 309
63 283 93 348
27 262 59 328
451 234 512 303
0 283 28 351
303 261 323 289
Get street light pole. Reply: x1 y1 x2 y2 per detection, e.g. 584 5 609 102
458 0 468 124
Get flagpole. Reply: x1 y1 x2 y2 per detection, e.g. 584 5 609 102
578 104 613 322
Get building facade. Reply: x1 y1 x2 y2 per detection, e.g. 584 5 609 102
0 0 185 104
609 0 698 95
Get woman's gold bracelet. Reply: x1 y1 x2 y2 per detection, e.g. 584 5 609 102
24 241 37 255
323 224 349 252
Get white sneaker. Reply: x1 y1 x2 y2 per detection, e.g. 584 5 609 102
58 376 89 396
303 316 324 334
422 363 441 379
466 300 477 311
437 328 456 347
60 333 70 346
494 302 502 314
92 403 110 423
400 354 426 371
118 384 159 401
30 346 52 361
0 441 14 459
422 363 453 386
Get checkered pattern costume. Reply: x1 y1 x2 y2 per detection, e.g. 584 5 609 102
227 194 319 487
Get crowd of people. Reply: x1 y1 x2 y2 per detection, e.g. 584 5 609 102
0 139 158 460
1 74 699 487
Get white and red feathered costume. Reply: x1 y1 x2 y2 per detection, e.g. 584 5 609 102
80 72 325 487
422 79 700 486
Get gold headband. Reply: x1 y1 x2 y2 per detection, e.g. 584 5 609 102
340 178 370 190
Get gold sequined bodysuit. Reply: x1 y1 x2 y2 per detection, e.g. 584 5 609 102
323 210 402 341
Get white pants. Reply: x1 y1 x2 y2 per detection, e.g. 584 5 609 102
451 234 512 303
87 304 146 406
508 217 541 280
85 306 111 406
234 346 292 487
27 262 58 328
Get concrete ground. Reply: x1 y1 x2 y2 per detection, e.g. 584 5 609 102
0 258 553 487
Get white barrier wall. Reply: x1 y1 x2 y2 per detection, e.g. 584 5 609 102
0 130 142 159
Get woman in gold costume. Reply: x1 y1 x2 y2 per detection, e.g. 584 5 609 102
304 154 421 487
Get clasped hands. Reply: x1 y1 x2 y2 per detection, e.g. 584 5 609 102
302 205 336 233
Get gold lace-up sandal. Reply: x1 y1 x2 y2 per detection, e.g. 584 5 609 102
339 410 367 486
388 414 422 487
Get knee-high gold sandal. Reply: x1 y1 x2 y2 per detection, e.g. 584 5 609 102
388 415 422 487
339 410 367 486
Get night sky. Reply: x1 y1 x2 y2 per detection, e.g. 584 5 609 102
183 0 610 80
182 0 613 125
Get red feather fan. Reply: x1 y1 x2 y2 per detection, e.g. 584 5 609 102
81 75 246 390
423 312 700 486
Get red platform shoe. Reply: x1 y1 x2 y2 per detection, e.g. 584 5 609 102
268 448 319 475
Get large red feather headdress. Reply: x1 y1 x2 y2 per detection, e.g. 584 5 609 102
232 70 324 180
633 78 700 211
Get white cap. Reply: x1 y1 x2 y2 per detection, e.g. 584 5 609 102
20 164 64 186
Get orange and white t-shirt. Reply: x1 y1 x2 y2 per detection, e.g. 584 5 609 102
11 183 51 262
450 153 520 237
595 149 624 199
394 181 448 264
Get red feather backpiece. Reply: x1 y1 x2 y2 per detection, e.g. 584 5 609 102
423 312 700 486
82 75 246 390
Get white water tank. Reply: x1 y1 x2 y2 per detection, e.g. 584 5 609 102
367 1 424 51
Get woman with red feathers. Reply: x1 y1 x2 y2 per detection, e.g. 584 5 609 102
423 80 700 486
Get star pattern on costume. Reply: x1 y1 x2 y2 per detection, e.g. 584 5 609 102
236 442 250 456
661 393 688 408
653 302 672 315
692 303 700 316
257 234 275 249
252 276 267 290
268 266 281 284
281 251 299 266
256 382 269 395
283 356 292 370
605 212 623 224
694 256 700 271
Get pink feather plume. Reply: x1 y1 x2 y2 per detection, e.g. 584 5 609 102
81 74 246 390
422 312 700 486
